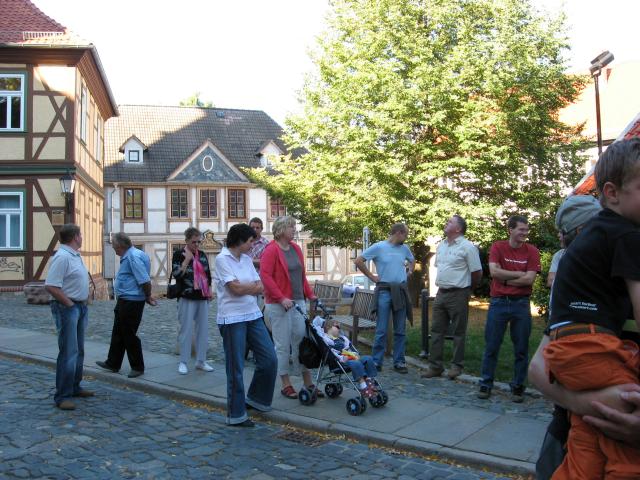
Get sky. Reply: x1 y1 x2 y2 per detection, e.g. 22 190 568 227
36 0 640 125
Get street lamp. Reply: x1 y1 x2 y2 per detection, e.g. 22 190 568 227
589 50 614 157
59 172 76 223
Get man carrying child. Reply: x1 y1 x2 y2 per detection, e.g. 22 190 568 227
543 138 640 479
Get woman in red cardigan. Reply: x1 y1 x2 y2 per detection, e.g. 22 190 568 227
261 215 318 399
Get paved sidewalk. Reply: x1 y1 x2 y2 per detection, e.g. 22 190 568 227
0 318 548 476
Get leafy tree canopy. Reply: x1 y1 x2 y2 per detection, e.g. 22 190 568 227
249 0 587 253
179 92 214 108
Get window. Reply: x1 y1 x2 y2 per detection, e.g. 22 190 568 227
259 154 273 168
0 192 24 250
270 197 287 218
227 189 246 219
80 85 88 143
171 189 189 218
123 188 143 219
0 74 25 131
306 242 322 272
349 248 362 273
128 150 140 163
94 114 102 162
200 189 217 218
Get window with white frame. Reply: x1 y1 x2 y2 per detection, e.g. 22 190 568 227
170 188 189 218
128 150 140 163
80 85 88 143
0 74 25 131
0 192 24 250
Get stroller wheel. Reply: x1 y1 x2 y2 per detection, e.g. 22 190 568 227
369 393 384 408
299 387 315 406
358 396 367 413
380 390 389 405
325 383 341 399
346 398 363 416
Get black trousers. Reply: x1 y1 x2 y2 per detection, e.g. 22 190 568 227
106 298 146 371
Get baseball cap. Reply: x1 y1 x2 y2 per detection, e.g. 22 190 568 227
555 195 602 234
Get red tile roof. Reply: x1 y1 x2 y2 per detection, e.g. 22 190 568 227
0 0 89 45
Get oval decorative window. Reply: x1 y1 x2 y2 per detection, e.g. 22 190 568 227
202 155 214 172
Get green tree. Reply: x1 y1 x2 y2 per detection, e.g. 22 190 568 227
179 92 214 108
249 0 586 255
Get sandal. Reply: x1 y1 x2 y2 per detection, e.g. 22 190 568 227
306 384 325 398
280 385 298 399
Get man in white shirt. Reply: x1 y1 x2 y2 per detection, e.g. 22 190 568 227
422 215 482 380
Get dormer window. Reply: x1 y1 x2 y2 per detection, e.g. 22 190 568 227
256 140 283 168
120 135 147 164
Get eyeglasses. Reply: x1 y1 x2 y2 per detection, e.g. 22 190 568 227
190 240 202 244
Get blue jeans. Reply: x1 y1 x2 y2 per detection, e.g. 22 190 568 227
372 290 406 367
219 318 277 425
345 355 377 382
51 301 88 404
480 297 532 389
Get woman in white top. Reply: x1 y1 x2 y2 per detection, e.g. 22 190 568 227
214 223 277 427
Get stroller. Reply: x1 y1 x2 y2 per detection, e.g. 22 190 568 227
296 303 389 416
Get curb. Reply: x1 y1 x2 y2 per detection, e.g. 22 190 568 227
1 347 535 476
357 336 543 398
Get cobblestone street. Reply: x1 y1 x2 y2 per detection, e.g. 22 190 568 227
0 295 553 421
1 357 515 479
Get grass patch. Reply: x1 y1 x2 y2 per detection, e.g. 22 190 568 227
356 298 546 385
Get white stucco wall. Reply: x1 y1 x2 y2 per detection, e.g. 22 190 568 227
147 211 166 232
170 222 190 233
249 188 267 210
147 188 166 209
123 223 145 234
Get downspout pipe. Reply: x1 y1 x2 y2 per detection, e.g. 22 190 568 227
109 183 118 244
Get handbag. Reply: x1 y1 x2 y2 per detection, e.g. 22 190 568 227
298 322 322 369
166 271 181 299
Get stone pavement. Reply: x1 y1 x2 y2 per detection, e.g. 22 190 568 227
1 358 513 480
0 295 551 476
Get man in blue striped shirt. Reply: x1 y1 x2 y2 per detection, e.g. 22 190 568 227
97 233 156 378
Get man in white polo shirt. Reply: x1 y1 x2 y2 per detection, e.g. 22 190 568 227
422 215 482 380
45 224 92 410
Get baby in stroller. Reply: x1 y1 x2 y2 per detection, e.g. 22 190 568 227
319 319 379 398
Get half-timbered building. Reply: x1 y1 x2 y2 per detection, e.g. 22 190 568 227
0 0 118 297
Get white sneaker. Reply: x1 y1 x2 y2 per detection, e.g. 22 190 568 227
195 361 214 372
178 362 188 375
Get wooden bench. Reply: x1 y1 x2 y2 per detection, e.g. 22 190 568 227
313 280 342 303
331 289 377 346
311 280 343 316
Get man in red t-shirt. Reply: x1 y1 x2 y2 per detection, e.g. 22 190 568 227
478 215 541 402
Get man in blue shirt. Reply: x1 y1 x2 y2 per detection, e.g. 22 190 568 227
97 233 156 378
355 223 415 373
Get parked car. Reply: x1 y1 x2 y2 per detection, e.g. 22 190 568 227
341 274 375 298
